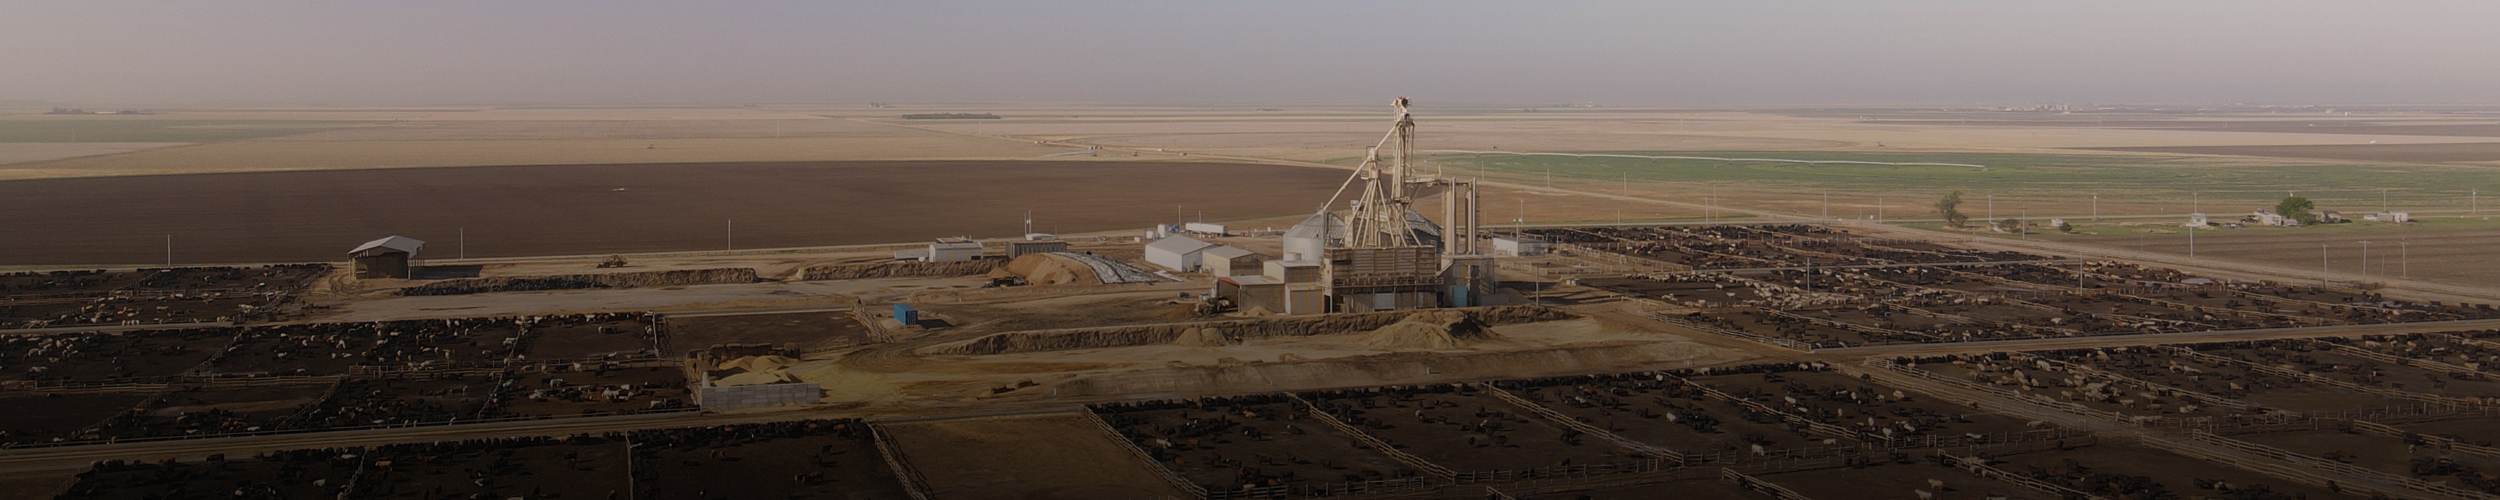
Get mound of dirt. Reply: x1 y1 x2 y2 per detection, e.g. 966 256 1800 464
992 253 1103 285
1357 310 1497 350
1170 327 1237 347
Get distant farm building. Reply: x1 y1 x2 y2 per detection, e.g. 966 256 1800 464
2248 210 2298 227
2321 210 2345 223
899 238 986 262
1181 222 1229 236
349 236 425 280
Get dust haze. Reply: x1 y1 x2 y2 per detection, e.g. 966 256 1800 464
7 1 2500 105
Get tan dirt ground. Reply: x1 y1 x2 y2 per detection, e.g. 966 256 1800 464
0 142 189 165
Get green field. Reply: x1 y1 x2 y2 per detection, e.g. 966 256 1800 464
0 119 358 143
1433 151 2500 214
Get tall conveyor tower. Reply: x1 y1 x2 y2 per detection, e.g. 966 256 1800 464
1305 97 1495 312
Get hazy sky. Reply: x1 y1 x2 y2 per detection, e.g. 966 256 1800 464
7 1 2498 105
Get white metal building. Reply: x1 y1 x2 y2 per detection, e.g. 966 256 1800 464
1144 236 1218 272
1182 222 1229 236
1200 246 1264 277
929 238 984 262
1490 235 1547 257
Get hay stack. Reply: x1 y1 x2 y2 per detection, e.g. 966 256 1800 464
1357 310 1497 350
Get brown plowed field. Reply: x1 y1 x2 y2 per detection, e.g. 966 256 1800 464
0 160 1346 266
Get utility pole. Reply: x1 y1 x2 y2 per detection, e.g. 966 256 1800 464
1822 192 1829 219
459 228 466 259
164 235 172 267
2382 189 2389 213
1987 194 1994 224
1878 195 1884 222
2188 221 2194 257
2092 193 2099 221
2322 243 2330 284
2400 240 2409 279
726 220 734 251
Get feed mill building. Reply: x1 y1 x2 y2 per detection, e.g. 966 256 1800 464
349 236 425 280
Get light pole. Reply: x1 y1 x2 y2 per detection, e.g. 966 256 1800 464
2359 240 2371 281
2322 243 2331 284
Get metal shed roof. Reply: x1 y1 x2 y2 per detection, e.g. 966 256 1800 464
1201 246 1258 260
349 236 425 256
1146 236 1216 254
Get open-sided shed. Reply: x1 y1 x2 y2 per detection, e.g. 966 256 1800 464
349 236 425 279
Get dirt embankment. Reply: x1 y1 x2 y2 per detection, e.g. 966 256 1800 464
800 260 999 281
918 306 1577 356
1040 342 1732 399
399 268 759 296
